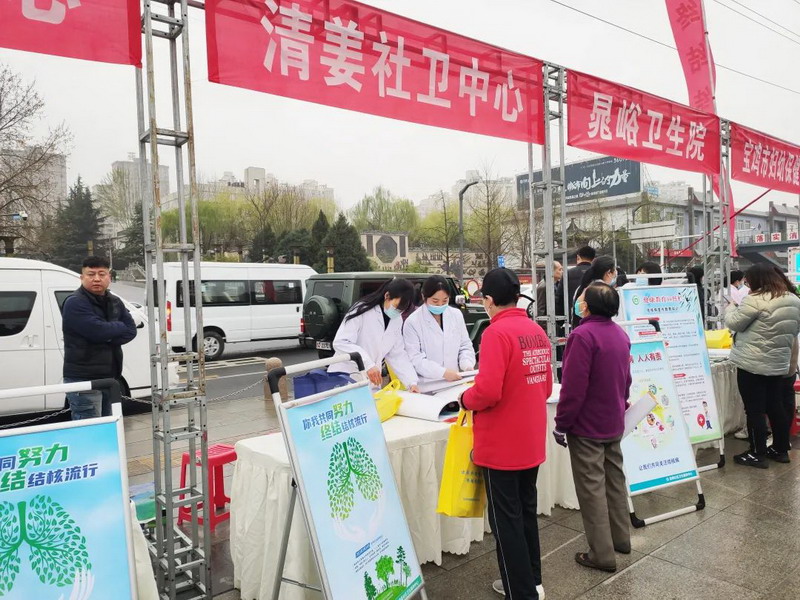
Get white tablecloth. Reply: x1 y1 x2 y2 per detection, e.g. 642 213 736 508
130 502 159 600
230 406 576 600
710 359 746 434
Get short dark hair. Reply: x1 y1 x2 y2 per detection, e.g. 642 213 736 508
687 266 704 284
583 281 619 317
637 261 662 285
82 256 110 270
576 245 596 261
730 270 744 284
422 275 450 299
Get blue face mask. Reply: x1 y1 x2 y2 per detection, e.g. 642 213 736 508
574 300 584 317
427 303 447 315
384 306 402 320
609 277 617 287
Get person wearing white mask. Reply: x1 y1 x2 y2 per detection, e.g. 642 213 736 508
403 275 476 385
569 256 617 330
329 278 420 391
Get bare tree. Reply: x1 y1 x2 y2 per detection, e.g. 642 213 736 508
0 65 71 250
94 167 138 232
465 168 515 270
418 191 459 274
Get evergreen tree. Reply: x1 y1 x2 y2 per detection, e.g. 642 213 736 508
310 210 330 271
363 572 378 600
321 214 371 273
114 201 145 270
50 177 104 272
275 228 313 264
248 225 276 262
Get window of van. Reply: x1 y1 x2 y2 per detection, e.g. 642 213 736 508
54 291 72 312
252 280 302 305
0 292 37 337
177 281 250 307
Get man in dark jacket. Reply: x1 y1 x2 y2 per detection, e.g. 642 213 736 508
62 256 137 419
555 245 596 332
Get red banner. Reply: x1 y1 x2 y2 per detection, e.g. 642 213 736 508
665 0 736 253
730 122 800 194
205 0 544 143
665 0 716 113
0 0 141 66
567 70 720 175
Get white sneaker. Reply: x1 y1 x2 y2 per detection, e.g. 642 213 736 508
734 427 748 440
492 579 545 599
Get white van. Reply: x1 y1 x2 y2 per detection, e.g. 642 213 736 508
0 257 166 415
155 262 316 360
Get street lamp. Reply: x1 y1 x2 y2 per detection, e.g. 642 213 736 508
326 246 334 273
458 180 479 285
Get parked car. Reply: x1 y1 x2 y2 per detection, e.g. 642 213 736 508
0 257 172 415
300 272 489 358
154 262 316 360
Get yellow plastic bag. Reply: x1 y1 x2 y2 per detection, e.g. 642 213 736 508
373 379 402 422
705 328 732 349
437 410 486 518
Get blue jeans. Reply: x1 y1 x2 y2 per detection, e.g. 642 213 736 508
64 377 112 420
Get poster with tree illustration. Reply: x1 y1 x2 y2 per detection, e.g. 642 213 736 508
284 384 424 599
0 419 134 599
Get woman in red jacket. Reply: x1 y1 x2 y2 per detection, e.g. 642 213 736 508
461 268 552 600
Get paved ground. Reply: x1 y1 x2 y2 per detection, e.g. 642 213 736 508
119 352 800 600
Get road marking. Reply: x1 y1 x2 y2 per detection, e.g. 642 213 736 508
540 533 583 561
178 374 219 383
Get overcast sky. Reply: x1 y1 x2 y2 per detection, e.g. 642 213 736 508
2 0 799 212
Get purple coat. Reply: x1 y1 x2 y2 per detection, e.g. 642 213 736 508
555 315 632 439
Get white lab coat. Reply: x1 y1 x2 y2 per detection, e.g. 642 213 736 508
403 305 476 383
329 304 418 387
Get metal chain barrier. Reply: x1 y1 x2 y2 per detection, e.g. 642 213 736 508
0 378 265 430
0 407 72 430
121 377 265 406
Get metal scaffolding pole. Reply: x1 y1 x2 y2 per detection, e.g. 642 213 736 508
138 0 211 597
532 63 567 378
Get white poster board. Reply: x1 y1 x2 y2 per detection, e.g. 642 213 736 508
0 416 136 599
622 338 699 494
619 284 722 445
280 382 424 599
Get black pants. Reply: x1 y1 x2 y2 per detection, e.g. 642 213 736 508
737 369 789 455
778 374 797 452
484 466 541 600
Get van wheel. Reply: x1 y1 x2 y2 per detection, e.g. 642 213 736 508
200 331 225 361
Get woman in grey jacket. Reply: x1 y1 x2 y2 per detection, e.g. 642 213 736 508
724 264 800 468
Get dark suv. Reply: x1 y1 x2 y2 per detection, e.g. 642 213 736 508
300 272 489 357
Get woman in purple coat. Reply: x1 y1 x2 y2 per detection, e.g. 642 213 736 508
554 281 632 573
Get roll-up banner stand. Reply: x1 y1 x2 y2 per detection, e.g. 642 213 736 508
617 322 704 527
267 353 428 600
0 379 137 599
618 284 725 471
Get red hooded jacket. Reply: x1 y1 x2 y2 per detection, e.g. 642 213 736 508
462 308 552 470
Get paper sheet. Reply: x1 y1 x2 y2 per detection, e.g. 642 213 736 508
415 372 477 394
395 390 462 422
623 395 658 438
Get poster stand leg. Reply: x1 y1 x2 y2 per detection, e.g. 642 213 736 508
271 481 323 600
696 437 726 472
628 479 706 528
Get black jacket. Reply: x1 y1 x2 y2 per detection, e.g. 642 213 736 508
62 286 137 380
555 262 592 331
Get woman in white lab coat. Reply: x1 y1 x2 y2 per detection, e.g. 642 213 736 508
403 275 476 385
329 278 420 391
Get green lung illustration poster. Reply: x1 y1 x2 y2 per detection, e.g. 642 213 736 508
0 420 133 599
287 385 423 599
